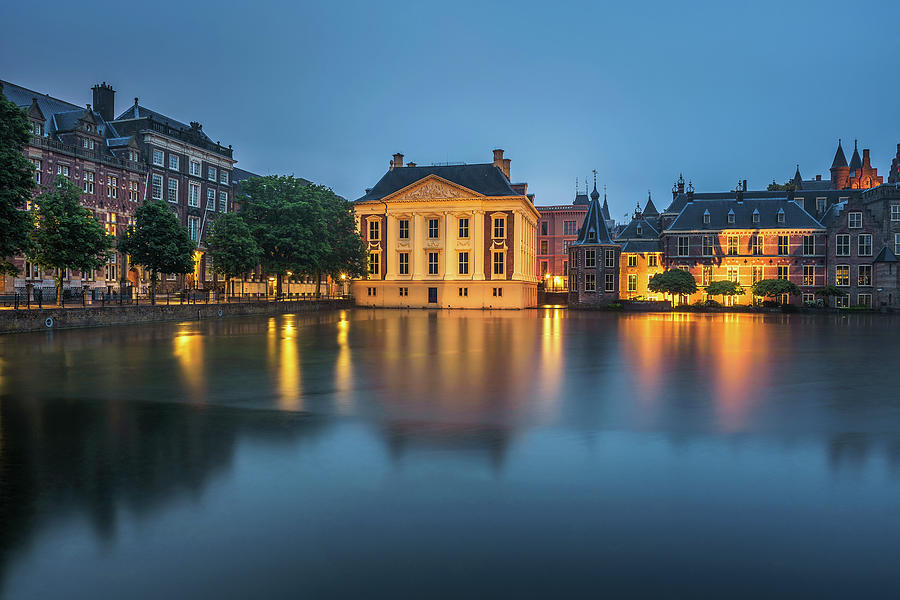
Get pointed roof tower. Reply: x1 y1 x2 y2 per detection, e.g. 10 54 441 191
849 140 862 173
831 139 848 168
575 181 615 245
643 191 659 217
793 164 803 187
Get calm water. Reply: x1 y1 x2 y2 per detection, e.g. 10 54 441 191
1 309 899 598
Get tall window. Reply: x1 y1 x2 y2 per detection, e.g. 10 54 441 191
803 235 815 256
104 211 116 235
458 218 468 238
219 191 228 212
726 236 738 256
152 149 164 166
208 166 217 181
584 273 596 292
428 218 439 239
627 274 637 292
752 235 763 255
604 249 615 268
895 233 900 255
776 209 785 223
368 252 379 276
858 234 872 256
368 220 380 241
892 205 900 222
493 251 505 276
398 219 409 239
605 273 616 292
677 236 690 257
129 181 139 201
219 170 229 184
83 171 94 194
188 216 199 241
169 155 179 171
190 183 201 208
727 210 735 224
458 252 469 275
207 189 216 210
428 252 439 275
848 212 862 228
493 217 505 239
752 210 760 224
803 265 815 286
777 266 788 280
627 255 637 267
835 265 849 286
107 176 118 198
540 221 548 235
31 158 41 184
702 236 714 256
399 252 409 275
703 211 711 225
836 234 850 256
564 220 576 235
727 267 739 283
540 240 548 255
190 160 201 176
57 164 70 180
648 254 658 267
584 249 596 268
105 254 117 281
167 178 178 203
701 266 712 286
816 198 826 213
858 264 872 286
752 266 764 283
151 174 163 200
777 235 788 255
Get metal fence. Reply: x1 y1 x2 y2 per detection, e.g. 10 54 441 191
0 288 350 309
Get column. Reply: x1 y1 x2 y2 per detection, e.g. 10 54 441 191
385 213 398 279
444 211 456 280
413 213 425 279
513 210 524 279
473 209 485 280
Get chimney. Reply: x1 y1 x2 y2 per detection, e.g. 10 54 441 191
862 148 871 168
492 148 504 171
407 162 416 167
392 152 404 169
816 174 822 181
502 158 511 180
91 82 115 122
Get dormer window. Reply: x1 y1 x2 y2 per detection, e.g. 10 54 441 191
703 209 710 225
727 209 735 224
588 229 596 242
752 209 760 224
777 208 785 224
636 224 643 235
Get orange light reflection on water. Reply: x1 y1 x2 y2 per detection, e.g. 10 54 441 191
173 326 205 403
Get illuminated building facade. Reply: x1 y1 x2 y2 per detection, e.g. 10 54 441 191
535 188 589 291
618 194 664 300
568 182 621 307
353 149 540 308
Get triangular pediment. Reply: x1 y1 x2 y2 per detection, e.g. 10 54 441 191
385 175 483 202
28 98 45 121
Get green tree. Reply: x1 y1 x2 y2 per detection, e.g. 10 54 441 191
0 84 35 275
766 180 796 192
239 176 315 295
119 200 195 303
705 279 745 303
751 278 801 303
304 185 366 297
815 285 845 307
206 213 261 297
28 178 114 305
649 269 698 303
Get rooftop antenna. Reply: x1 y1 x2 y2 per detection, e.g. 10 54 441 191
603 184 607 200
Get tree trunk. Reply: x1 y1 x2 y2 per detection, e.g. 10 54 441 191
276 273 283 297
315 270 322 299
56 272 63 307
150 269 157 305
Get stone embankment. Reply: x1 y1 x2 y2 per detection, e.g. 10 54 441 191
0 299 352 334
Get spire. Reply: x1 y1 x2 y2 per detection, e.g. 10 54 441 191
590 170 600 201
831 139 848 169
574 180 615 245
601 189 610 221
849 139 862 172
642 192 659 217
793 164 803 187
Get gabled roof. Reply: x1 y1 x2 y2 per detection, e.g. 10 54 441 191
617 216 659 240
0 80 81 123
818 200 847 228
666 198 824 231
874 246 899 263
573 186 615 245
573 192 589 206
642 194 659 217
356 163 517 202
115 101 214 144
849 141 862 172
832 140 848 168
620 239 662 253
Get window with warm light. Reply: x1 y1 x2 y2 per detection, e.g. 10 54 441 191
835 265 849 286
858 264 871 286
803 265 815 286
727 236 738 256
777 235 788 255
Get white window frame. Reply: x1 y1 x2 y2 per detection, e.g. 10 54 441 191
677 236 689 257
169 154 179 171
167 178 178 203
190 183 201 208
190 160 201 177
219 170 229 185
151 174 163 200
584 249 596 268
584 272 596 292
208 166 216 181
152 149 164 166
428 252 439 275
848 212 862 228
858 234 872 257
835 234 850 256
219 191 228 212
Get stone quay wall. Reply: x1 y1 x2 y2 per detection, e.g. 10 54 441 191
0 300 352 334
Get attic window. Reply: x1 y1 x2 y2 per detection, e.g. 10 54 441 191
752 209 760 224
636 224 643 235
727 209 735 224
588 230 596 242
702 209 710 225
777 208 785 223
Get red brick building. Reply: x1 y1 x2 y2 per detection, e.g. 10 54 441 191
535 188 589 291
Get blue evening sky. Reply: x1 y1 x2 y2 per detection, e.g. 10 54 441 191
2 0 898 221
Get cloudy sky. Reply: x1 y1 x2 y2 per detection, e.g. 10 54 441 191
3 0 899 221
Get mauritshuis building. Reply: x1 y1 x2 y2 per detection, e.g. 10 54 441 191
1 79 236 295
570 141 900 309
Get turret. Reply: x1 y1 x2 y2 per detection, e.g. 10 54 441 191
830 139 850 189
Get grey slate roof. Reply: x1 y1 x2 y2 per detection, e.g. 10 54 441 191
601 196 611 221
573 185 615 245
797 178 832 191
832 141 848 168
573 192 589 206
0 79 80 123
356 163 517 202
115 102 214 144
818 200 847 228
617 216 659 240
874 246 899 263
642 194 659 217
620 239 662 253
666 198 824 231
849 143 862 172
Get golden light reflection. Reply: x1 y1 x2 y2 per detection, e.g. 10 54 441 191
173 326 206 403
538 308 563 418
334 311 353 414
276 316 302 411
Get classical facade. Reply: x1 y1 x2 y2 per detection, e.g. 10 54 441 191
567 183 621 307
1 80 147 295
353 149 540 308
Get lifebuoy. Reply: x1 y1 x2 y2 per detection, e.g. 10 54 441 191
44 317 54 328
217 309 223 317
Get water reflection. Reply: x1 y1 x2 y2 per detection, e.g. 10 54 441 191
1 310 900 597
